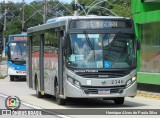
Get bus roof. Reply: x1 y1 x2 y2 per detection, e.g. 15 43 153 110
46 15 128 23
27 15 131 33
8 33 27 38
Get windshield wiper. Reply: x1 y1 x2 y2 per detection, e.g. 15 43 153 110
108 31 121 48
115 31 121 39
13 58 21 60
83 31 96 61
83 31 94 50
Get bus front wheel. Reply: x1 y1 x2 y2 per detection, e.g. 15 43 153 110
55 82 66 105
10 76 14 81
114 97 124 105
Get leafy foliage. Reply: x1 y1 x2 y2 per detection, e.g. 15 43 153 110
0 0 131 38
76 0 131 17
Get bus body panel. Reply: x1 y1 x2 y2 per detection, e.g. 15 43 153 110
65 81 137 98
8 61 26 76
31 56 40 89
64 68 137 98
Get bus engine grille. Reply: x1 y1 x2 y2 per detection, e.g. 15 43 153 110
76 71 129 78
82 86 125 94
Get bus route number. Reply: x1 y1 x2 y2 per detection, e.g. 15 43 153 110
111 80 124 85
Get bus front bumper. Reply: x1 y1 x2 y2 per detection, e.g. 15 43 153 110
8 67 26 76
65 80 137 98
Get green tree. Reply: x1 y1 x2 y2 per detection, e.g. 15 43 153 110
0 0 132 38
73 0 131 17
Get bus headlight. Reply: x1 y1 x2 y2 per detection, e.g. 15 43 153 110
126 76 136 87
132 76 136 81
9 66 15 70
67 76 81 88
15 70 22 73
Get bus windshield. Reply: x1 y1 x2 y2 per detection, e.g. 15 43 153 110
9 41 26 61
66 33 136 69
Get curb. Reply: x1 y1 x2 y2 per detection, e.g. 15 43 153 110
137 91 160 100
0 63 7 79
0 74 7 79
0 74 3 79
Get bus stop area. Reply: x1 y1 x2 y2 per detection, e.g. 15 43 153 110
132 0 160 93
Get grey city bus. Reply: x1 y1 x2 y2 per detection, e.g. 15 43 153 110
27 16 139 105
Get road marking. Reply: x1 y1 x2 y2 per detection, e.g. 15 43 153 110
0 93 71 118
0 93 8 98
58 115 72 118
21 102 43 109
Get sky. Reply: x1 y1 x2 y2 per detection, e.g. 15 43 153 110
0 0 72 3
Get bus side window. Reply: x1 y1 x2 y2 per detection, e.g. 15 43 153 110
45 29 58 53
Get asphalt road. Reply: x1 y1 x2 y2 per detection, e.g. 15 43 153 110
0 76 159 118
0 61 160 118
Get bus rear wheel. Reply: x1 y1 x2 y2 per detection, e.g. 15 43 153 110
36 80 43 98
114 97 124 105
55 82 66 105
10 76 14 81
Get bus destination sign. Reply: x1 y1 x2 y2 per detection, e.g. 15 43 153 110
70 20 132 29
11 36 27 41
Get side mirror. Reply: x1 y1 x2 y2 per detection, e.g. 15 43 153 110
61 36 66 49
137 40 141 50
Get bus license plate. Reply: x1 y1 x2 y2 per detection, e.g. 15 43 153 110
98 90 110 94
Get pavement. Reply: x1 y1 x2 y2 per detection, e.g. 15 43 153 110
137 91 160 99
0 61 7 79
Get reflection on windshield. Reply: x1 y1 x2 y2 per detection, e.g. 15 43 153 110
9 41 26 61
66 33 136 69
103 34 136 68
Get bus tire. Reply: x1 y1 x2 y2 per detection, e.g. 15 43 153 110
10 76 14 81
55 82 66 105
114 97 124 105
36 80 43 98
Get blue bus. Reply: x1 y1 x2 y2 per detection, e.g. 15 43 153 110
5 34 27 81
